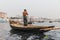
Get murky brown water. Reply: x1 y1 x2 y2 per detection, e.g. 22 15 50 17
0 22 60 40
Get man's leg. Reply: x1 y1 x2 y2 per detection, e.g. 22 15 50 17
23 16 27 26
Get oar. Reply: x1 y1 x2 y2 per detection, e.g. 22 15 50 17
40 27 60 30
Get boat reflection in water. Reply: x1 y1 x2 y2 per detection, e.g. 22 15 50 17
10 29 54 40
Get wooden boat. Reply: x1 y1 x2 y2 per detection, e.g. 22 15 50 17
9 20 55 31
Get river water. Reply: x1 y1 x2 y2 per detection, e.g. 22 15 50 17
0 22 60 40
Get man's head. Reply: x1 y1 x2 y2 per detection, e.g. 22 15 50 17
24 9 27 11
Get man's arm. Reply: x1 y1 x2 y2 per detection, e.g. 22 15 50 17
26 12 28 15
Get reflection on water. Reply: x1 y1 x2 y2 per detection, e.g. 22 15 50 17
0 22 60 40
10 29 54 40
10 29 45 40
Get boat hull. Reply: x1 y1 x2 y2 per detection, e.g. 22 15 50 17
10 24 54 32
10 24 41 30
9 20 54 31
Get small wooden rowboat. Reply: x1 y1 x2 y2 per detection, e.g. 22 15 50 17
9 20 54 31
10 24 54 30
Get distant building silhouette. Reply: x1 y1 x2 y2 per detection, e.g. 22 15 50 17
0 12 7 18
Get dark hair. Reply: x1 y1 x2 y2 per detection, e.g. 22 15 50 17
24 9 26 11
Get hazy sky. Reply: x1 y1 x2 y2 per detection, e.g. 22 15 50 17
0 0 60 19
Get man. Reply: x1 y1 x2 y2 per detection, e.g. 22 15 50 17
23 9 28 26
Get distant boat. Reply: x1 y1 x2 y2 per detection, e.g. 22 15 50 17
10 17 21 19
49 21 52 23
38 21 44 23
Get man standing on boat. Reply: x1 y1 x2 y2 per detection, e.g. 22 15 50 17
23 9 28 26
